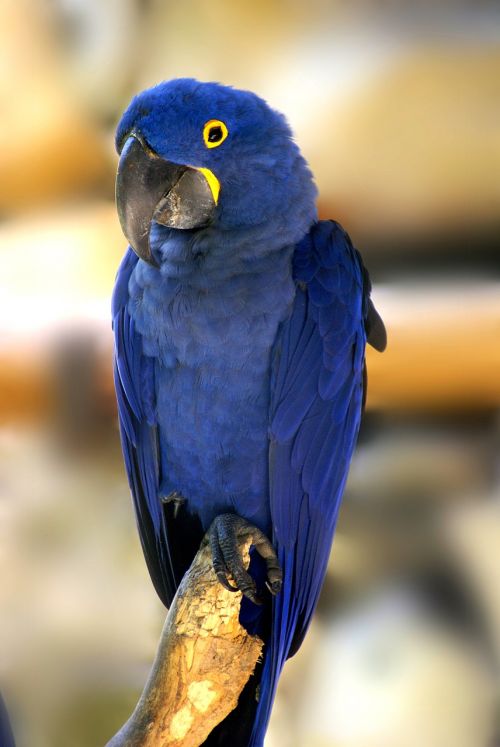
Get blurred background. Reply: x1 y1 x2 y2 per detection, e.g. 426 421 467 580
0 0 499 745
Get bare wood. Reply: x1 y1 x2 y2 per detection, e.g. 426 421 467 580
106 536 263 747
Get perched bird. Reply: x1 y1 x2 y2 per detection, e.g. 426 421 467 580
113 78 386 746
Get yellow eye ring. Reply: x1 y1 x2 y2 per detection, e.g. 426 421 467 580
203 119 228 149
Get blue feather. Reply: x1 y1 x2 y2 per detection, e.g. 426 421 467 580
0 695 15 747
112 78 383 747
249 221 367 746
113 219 372 746
113 248 177 606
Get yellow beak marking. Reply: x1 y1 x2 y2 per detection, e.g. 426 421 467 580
194 167 221 205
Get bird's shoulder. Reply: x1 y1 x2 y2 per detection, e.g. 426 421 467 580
292 219 364 299
291 219 386 353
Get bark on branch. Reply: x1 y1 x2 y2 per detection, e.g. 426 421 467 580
106 535 264 747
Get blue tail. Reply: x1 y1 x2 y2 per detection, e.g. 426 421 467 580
0 694 15 747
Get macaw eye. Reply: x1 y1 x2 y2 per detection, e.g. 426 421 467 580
203 119 228 149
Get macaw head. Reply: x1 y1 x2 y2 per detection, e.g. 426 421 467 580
115 78 317 266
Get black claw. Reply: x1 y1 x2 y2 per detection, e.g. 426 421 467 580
161 490 186 519
245 590 264 606
208 513 282 604
225 561 258 601
217 571 238 592
266 579 282 596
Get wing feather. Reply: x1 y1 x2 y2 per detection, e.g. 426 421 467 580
112 248 176 607
251 220 379 746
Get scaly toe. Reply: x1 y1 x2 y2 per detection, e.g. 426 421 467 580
208 513 281 604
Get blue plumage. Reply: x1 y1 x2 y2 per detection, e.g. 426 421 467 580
112 79 383 746
0 694 15 747
252 222 366 743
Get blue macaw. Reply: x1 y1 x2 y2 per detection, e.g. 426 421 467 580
112 78 385 746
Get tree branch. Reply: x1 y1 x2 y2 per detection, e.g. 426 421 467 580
106 535 264 747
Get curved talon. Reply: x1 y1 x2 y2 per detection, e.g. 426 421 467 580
244 589 263 606
266 579 282 596
217 571 239 592
208 513 282 605
160 490 186 519
265 562 283 595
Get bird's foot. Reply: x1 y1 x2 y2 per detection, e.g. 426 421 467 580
160 490 186 519
209 514 282 605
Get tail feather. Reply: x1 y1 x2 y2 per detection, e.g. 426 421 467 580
249 548 297 747
0 693 15 747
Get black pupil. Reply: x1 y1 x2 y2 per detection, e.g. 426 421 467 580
208 125 223 143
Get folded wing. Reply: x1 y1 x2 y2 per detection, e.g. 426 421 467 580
252 220 383 744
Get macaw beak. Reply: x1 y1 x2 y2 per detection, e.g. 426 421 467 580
116 134 219 266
